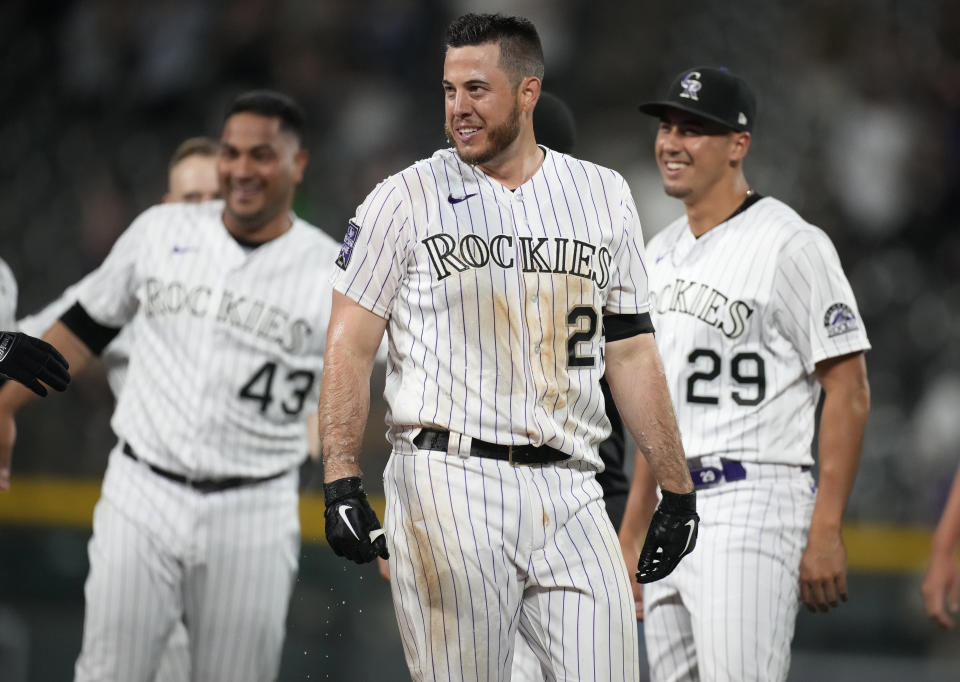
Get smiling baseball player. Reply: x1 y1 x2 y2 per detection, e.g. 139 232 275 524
0 91 341 681
317 13 697 682
621 67 871 682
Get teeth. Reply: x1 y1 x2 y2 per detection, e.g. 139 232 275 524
665 162 686 171
459 128 479 135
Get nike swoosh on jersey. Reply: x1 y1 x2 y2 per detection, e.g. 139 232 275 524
682 518 697 554
447 192 477 204
338 504 360 541
171 246 197 254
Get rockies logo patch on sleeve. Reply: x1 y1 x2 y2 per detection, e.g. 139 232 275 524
335 221 361 270
823 302 858 337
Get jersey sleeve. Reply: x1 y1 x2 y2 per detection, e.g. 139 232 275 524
772 228 871 373
603 176 650 315
74 209 152 328
0 258 17 330
330 176 410 318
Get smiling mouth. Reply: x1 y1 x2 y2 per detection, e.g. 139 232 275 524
455 126 481 142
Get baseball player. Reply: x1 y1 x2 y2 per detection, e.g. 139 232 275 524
620 67 871 682
0 90 342 682
317 13 698 682
0 258 70 400
15 136 220 682
922 461 960 629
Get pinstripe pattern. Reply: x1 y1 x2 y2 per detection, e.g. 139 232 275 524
339 147 647 680
76 201 340 479
643 466 814 682
641 197 870 681
384 450 639 682
645 197 870 466
75 447 299 682
333 148 648 468
66 201 338 680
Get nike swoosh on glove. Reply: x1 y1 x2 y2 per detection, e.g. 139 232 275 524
323 476 389 564
636 489 699 584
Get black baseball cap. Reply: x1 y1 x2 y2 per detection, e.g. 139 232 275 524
638 66 756 133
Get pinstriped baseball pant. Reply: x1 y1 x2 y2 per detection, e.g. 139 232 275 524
643 463 815 682
383 448 639 682
74 447 300 682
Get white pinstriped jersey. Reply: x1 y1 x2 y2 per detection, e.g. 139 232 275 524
332 147 650 468
19 275 133 396
646 196 870 466
0 257 17 329
75 200 341 478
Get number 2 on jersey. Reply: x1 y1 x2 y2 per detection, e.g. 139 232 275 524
686 348 766 406
239 361 316 415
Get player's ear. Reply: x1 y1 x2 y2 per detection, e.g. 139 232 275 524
292 148 309 183
162 192 173 204
729 131 751 163
518 76 541 114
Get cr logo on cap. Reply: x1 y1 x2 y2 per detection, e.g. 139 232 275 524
679 71 702 101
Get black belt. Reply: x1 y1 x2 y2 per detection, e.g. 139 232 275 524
122 443 286 493
413 429 568 466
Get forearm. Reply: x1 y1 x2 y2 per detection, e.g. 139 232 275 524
619 447 660 547
605 334 692 494
932 466 960 554
317 351 372 482
811 379 869 532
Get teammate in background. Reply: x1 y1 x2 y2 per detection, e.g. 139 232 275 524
0 91 342 681
318 13 697 681
622 67 871 681
15 136 219 682
922 462 960 629
0 258 70 398
18 137 221 396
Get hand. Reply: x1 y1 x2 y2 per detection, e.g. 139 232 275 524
0 332 70 397
635 489 699 584
921 546 959 629
618 534 644 619
377 557 391 582
799 525 848 612
0 411 17 491
323 477 389 564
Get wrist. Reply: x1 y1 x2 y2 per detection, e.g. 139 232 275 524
660 488 696 514
323 476 364 506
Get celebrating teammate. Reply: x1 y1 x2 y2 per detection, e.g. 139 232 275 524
317 13 696 681
922 462 960 629
15 135 220 682
0 258 70 398
622 67 872 681
0 91 341 681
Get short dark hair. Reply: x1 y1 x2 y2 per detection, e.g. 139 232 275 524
224 90 306 143
445 13 545 85
168 136 219 172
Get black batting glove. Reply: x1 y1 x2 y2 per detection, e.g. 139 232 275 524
636 489 699 584
0 332 70 397
323 476 389 564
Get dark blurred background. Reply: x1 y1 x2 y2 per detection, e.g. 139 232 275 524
1 0 959 680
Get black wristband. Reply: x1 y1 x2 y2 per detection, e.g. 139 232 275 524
660 489 696 514
323 476 364 506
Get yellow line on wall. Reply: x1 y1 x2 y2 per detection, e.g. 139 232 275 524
0 477 945 574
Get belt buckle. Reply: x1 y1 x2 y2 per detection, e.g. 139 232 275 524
508 444 514 466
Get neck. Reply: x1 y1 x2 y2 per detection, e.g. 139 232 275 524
222 207 293 244
685 176 752 237
476 126 544 190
